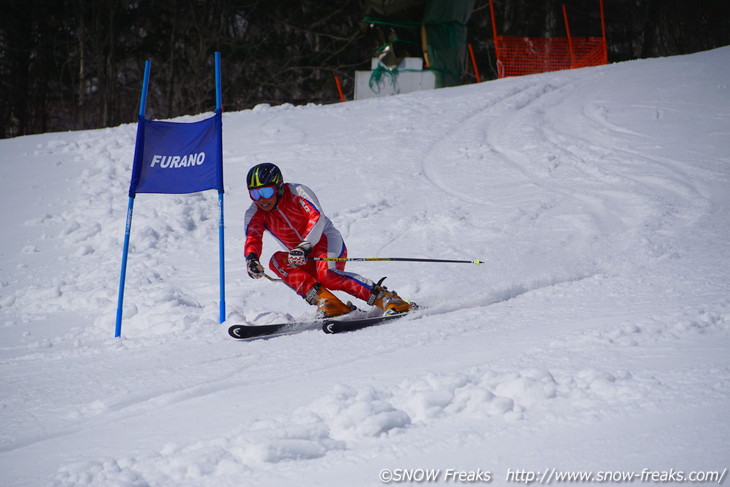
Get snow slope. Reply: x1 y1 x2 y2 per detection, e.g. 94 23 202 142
1 47 729 486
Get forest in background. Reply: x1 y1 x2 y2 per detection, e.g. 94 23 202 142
1 0 728 138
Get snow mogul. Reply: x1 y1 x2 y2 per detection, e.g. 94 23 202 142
243 162 413 318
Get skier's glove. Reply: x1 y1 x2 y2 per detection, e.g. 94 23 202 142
288 242 312 267
246 253 265 279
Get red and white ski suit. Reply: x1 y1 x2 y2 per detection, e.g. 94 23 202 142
244 183 374 300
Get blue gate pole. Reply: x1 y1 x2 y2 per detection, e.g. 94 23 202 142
215 51 222 111
115 197 135 337
218 192 225 324
215 51 226 324
115 60 151 337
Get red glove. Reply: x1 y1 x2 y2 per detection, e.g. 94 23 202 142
288 242 312 266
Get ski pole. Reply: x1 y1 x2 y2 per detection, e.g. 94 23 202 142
308 257 484 265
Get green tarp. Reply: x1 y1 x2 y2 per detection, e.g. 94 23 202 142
362 0 477 88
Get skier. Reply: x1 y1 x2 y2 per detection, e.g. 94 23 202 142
243 162 413 318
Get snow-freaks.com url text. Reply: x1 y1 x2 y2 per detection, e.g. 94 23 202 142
505 468 727 484
378 467 727 484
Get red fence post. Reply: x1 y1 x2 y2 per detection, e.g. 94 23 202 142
334 75 346 102
467 44 481 83
488 0 502 77
562 4 576 69
599 0 608 64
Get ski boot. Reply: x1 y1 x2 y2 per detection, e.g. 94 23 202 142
305 283 354 318
368 278 414 316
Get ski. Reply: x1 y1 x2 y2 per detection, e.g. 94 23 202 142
227 320 321 339
322 312 409 334
228 309 369 340
229 307 416 339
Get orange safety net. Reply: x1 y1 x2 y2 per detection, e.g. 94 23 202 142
495 35 607 78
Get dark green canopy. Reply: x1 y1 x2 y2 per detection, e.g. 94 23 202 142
362 0 477 88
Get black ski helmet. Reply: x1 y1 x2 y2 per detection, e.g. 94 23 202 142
247 163 283 189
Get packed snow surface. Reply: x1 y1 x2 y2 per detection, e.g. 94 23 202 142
1 47 729 486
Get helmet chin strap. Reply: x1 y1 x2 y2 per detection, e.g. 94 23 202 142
272 183 284 209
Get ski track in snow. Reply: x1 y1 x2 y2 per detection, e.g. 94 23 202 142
1 48 729 486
